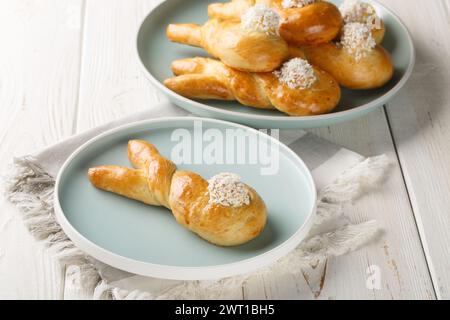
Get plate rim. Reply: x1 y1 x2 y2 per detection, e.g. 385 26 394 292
135 0 416 125
54 116 317 280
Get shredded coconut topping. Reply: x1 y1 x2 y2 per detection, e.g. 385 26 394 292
282 0 318 9
340 22 376 60
208 173 251 208
340 0 382 29
241 4 281 36
274 58 317 89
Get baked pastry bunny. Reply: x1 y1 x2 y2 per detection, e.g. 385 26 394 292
208 0 343 46
166 5 289 72
164 57 341 116
299 22 393 90
339 0 385 44
88 140 267 247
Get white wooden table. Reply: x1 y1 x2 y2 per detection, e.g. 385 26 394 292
0 0 449 300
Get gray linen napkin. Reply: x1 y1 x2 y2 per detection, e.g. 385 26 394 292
3 102 389 299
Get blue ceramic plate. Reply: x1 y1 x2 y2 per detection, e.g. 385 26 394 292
136 0 415 129
55 118 316 280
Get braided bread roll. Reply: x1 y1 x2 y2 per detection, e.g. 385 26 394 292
88 140 267 247
299 43 392 90
164 57 341 116
167 18 289 72
208 0 343 46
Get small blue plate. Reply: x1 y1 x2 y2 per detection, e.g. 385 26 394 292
136 0 415 129
55 118 316 280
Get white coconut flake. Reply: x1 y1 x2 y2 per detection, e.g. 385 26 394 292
282 0 318 9
340 0 382 29
208 173 250 208
241 4 281 36
274 58 317 90
340 22 376 60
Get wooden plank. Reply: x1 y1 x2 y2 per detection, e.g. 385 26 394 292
310 108 435 299
0 0 84 299
379 0 450 299
75 0 166 133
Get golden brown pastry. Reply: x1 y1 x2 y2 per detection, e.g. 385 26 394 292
208 0 343 46
164 57 341 116
88 140 267 247
299 22 393 90
339 0 385 44
166 8 289 73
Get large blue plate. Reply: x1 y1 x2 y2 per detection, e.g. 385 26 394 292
136 0 415 129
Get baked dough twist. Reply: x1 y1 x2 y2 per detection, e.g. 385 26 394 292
298 22 393 90
166 19 289 72
298 43 393 90
88 140 267 247
164 57 341 116
208 0 343 46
